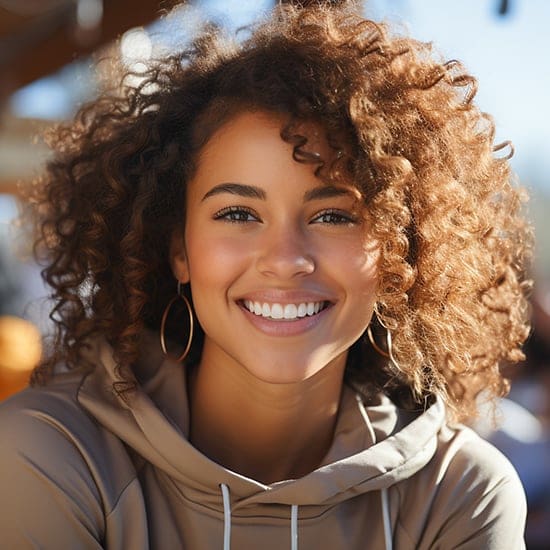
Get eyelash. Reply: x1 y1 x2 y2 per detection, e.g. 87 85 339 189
213 206 258 223
311 209 358 225
212 206 357 225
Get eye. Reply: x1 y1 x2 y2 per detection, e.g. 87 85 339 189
213 206 259 223
311 209 357 225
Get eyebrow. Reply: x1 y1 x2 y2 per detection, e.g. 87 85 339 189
201 182 356 202
202 183 266 201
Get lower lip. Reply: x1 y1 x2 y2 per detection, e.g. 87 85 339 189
238 303 333 337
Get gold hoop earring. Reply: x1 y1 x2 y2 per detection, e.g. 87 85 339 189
367 325 390 358
160 281 194 363
367 311 400 372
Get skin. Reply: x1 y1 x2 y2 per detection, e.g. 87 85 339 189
170 110 379 483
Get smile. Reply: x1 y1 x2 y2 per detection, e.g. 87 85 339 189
242 300 330 320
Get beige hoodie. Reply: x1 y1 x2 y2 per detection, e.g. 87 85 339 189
0 333 526 549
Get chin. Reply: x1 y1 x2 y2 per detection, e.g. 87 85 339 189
242 352 343 385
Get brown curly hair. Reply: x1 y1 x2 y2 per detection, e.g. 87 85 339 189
26 2 532 420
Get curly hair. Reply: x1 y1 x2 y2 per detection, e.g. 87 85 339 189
26 2 532 420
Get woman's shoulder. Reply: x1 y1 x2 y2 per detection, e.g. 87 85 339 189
396 421 526 549
2 369 77 424
0 369 103 448
436 422 524 492
0 371 141 548
0 368 138 486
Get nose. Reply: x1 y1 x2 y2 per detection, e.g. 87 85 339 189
256 224 315 279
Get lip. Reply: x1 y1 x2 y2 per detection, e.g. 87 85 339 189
237 299 334 337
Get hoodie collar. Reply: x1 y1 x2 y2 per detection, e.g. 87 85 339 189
78 333 446 507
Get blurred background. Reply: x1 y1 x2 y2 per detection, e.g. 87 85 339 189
0 0 548 547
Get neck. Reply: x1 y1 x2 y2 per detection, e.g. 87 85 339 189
187 352 346 484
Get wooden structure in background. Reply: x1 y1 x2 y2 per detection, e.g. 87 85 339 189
0 0 348 100
0 0 167 101
0 0 174 196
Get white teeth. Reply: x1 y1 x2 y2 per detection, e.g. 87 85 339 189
243 300 326 320
284 304 298 319
271 303 284 319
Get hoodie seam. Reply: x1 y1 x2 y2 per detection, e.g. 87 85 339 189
76 370 138 519
395 519 417 548
104 474 139 519
19 383 108 539
392 482 418 547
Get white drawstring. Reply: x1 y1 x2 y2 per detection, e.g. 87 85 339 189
219 396 392 550
290 504 299 550
220 484 299 550
355 393 377 444
220 483 232 550
381 488 392 550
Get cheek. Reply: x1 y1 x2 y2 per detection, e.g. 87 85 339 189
348 254 379 334
185 230 250 292
338 244 380 326
358 257 379 300
333 239 379 290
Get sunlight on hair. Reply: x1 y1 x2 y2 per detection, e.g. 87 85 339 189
120 28 153 64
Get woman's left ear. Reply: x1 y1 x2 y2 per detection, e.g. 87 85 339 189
169 233 190 284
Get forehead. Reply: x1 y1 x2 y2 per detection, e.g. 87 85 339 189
201 110 330 153
189 111 316 193
193 109 350 187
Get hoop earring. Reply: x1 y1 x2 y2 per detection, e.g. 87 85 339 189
367 311 400 372
367 325 390 358
160 281 194 363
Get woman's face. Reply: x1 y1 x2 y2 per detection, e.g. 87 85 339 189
171 110 379 383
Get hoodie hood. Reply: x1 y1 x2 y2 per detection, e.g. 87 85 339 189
78 332 446 513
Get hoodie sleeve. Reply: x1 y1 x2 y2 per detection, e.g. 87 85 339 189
0 389 105 549
415 427 527 550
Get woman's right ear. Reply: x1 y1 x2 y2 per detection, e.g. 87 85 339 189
169 233 190 284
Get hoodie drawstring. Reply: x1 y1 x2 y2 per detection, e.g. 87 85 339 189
220 483 232 550
381 488 392 550
291 504 299 550
220 392 395 550
220 483 299 550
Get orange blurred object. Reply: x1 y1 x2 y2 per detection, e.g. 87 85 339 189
0 315 42 400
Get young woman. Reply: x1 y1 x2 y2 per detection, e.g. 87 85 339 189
0 3 531 548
